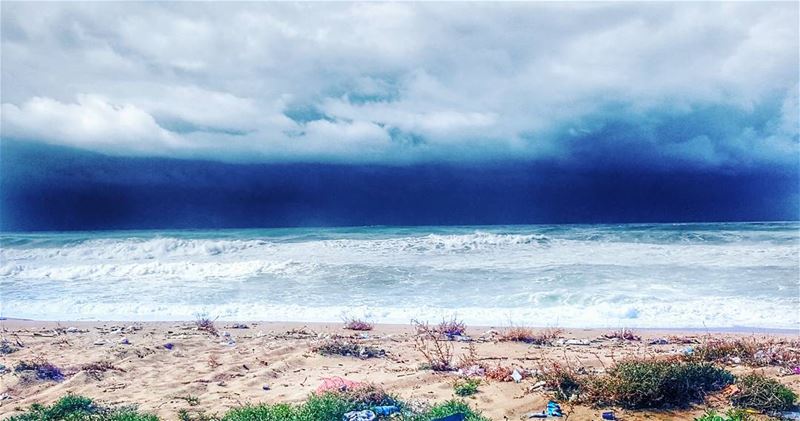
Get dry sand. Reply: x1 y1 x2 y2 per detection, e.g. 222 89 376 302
1 320 797 420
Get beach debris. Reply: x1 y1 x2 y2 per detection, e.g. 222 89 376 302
730 356 742 364
229 323 249 329
0 339 18 354
457 364 485 377
793 366 800 375
93 340 106 346
603 328 640 341
648 338 669 345
262 384 270 391
560 339 590 346
316 377 363 394
546 400 563 417
372 406 399 416
65 327 81 333
342 410 376 421
119 337 130 345
683 346 695 356
602 411 616 420
14 359 65 382
526 413 547 419
529 380 547 391
221 331 231 337
511 368 524 383
164 342 175 350
433 414 466 421
0 364 7 374
781 411 800 420
312 338 385 359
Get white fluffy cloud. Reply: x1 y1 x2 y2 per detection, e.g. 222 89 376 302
0 2 797 165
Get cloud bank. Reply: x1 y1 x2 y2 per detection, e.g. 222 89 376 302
1 2 798 168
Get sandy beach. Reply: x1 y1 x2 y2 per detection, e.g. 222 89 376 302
1 319 797 420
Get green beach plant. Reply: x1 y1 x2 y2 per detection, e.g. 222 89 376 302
694 409 752 421
8 394 157 421
587 359 734 409
453 378 481 397
730 373 797 413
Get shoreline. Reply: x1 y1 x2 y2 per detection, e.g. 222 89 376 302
3 317 798 335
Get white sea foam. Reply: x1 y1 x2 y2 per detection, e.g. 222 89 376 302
1 223 798 328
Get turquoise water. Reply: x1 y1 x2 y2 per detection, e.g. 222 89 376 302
1 222 798 328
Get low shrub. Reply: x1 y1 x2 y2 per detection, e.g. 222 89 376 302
15 358 65 382
413 400 490 421
730 373 797 413
537 361 586 401
8 394 157 421
194 314 218 336
589 359 734 409
453 378 480 396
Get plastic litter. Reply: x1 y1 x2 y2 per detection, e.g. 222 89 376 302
683 346 694 356
262 384 270 391
546 401 563 417
457 364 485 377
119 337 130 345
432 414 466 421
342 410 375 421
511 368 523 383
602 411 616 420
373 405 399 415
781 411 800 420
793 366 800 375
163 343 174 350
648 338 669 345
316 377 362 394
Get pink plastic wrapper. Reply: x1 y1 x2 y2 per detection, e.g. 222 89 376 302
316 376 362 395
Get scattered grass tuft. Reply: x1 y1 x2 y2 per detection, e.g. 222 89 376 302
689 337 799 368
500 326 563 345
175 395 200 406
312 338 385 359
730 372 797 413
342 316 374 331
414 321 454 371
453 378 481 397
694 409 752 421
194 313 218 336
436 316 467 337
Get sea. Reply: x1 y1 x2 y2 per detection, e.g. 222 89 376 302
1 222 798 330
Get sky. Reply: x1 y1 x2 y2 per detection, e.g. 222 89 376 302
1 2 798 230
